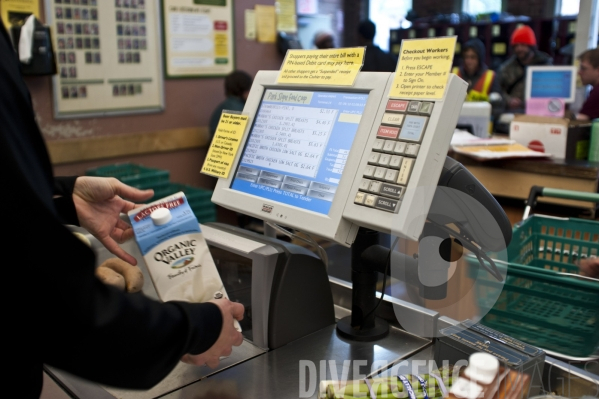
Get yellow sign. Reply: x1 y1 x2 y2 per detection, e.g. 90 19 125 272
1 0 40 29
201 113 249 179
390 37 456 99
255 5 276 43
277 47 365 86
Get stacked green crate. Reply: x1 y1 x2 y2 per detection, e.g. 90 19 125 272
85 163 216 224
85 163 170 191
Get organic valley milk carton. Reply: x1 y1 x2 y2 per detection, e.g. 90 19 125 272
128 192 240 331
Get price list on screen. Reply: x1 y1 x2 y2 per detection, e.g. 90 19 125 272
241 103 338 178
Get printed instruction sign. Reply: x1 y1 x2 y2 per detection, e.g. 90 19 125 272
277 47 365 86
389 36 456 99
201 113 248 178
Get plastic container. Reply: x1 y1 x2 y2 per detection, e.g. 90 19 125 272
471 187 599 359
85 163 170 190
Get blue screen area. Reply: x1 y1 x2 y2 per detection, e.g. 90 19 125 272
530 70 574 99
231 89 369 215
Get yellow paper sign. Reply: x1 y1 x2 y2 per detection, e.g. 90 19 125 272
277 48 365 86
201 113 248 179
255 5 276 43
1 0 40 29
389 37 456 99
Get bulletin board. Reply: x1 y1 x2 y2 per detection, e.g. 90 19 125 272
161 0 234 78
45 0 165 119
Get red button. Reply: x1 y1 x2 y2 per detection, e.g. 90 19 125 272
377 126 400 139
214 21 228 30
386 100 409 112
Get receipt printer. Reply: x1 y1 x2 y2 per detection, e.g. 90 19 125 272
202 222 335 350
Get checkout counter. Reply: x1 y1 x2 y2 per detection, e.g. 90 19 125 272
47 70 599 398
47 223 599 399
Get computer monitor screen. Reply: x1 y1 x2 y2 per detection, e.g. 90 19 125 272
230 89 369 215
526 66 577 102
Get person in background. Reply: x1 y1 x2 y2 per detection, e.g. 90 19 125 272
357 19 398 72
313 31 335 49
498 25 552 111
452 38 505 120
209 70 253 137
1 20 243 398
576 48 599 120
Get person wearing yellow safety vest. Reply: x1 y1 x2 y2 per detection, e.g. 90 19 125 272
452 38 505 122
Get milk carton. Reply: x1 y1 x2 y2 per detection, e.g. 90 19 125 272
128 192 240 330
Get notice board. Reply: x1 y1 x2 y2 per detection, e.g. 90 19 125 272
161 0 234 78
45 0 164 118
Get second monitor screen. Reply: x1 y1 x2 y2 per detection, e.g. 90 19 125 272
231 89 369 215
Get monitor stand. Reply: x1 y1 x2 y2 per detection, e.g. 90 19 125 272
336 227 389 341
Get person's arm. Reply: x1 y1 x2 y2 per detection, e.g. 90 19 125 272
576 112 591 121
53 176 80 225
579 257 599 278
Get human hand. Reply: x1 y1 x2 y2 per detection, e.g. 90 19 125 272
508 97 522 109
181 299 244 368
73 176 153 265
579 257 599 278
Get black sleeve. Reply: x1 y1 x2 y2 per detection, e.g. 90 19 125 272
53 176 80 225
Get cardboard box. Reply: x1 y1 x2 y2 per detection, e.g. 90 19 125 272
509 114 591 160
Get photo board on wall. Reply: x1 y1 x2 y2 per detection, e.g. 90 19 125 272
46 0 165 118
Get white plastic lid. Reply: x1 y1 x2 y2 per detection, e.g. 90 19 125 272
463 352 499 385
151 207 172 226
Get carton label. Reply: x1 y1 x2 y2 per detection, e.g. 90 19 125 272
128 192 241 331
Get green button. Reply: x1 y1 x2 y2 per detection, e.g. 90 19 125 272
215 58 229 64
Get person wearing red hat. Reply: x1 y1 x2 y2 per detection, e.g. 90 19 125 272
498 25 552 111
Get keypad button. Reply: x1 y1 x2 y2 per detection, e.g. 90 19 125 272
375 197 399 212
363 165 375 178
389 155 403 169
384 169 398 182
379 183 404 199
393 141 407 154
399 115 428 143
405 143 420 157
383 140 396 153
386 99 409 112
369 180 382 193
407 101 421 113
373 167 387 180
382 112 405 126
354 191 366 204
373 139 385 151
359 178 371 191
377 126 400 139
368 151 381 164
418 102 434 115
364 194 377 207
378 154 392 167
397 157 415 185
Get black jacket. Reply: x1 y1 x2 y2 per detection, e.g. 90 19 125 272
1 21 222 398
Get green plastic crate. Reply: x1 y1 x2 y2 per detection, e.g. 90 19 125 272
148 183 216 224
471 215 599 358
86 163 170 190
